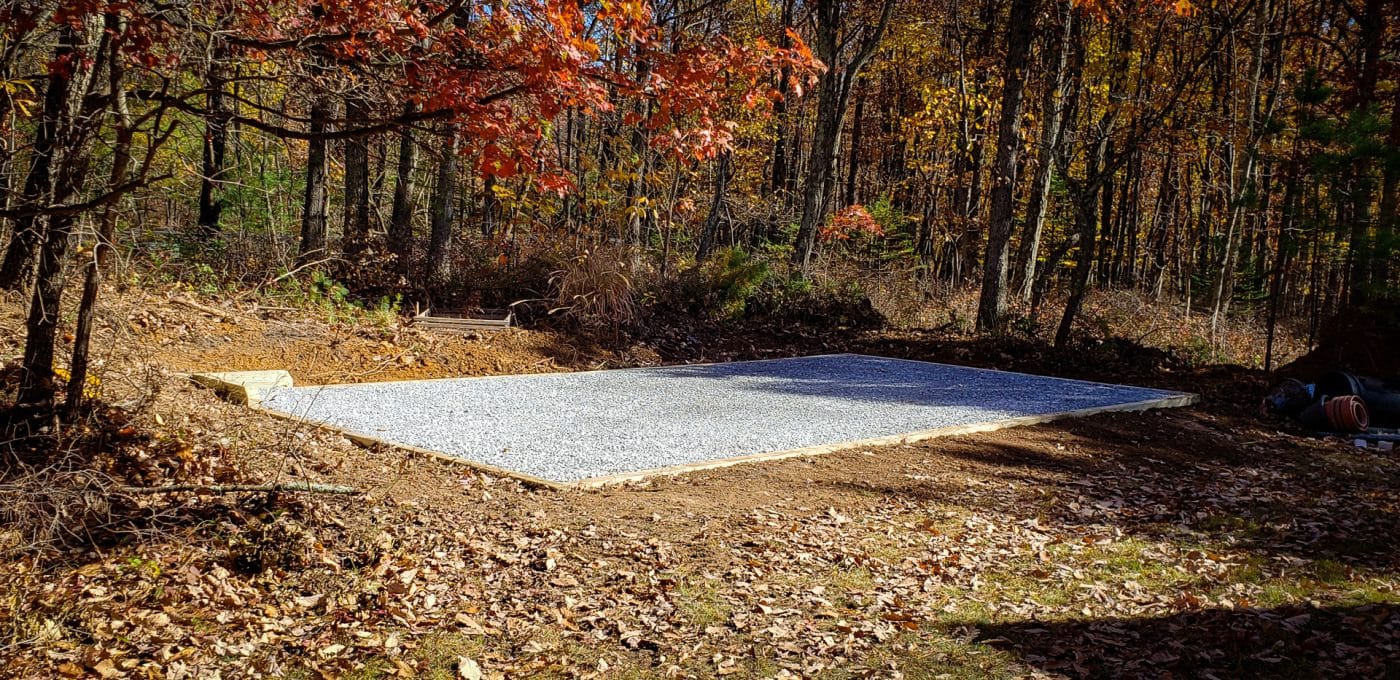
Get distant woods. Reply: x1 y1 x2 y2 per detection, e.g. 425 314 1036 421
0 0 1397 413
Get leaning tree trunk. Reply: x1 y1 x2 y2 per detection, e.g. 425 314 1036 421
68 16 132 415
976 0 1037 331
1030 232 1080 322
791 0 895 275
0 25 82 293
1018 4 1075 300
1053 181 1101 349
1053 123 1111 349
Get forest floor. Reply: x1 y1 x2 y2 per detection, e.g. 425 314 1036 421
2 286 1398 679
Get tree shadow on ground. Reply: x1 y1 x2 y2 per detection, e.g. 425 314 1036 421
823 410 1400 569
962 602 1400 679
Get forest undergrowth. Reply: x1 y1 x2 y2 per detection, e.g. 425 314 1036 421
0 260 1367 679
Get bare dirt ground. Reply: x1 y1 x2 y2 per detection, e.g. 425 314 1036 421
2 287 1398 679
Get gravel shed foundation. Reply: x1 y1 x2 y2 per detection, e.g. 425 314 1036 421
257 354 1195 488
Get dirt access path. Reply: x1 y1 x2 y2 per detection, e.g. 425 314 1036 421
2 289 1398 678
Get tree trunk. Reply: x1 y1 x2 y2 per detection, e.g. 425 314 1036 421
17 24 96 408
298 95 331 263
482 174 499 239
68 16 131 415
426 125 459 285
976 0 1037 331
792 71 849 272
1147 151 1178 298
1264 172 1299 372
915 187 937 275
1030 232 1079 321
1210 0 1272 336
697 152 732 261
1053 84 1113 350
197 40 231 238
1372 69 1399 294
1015 2 1074 301
1053 180 1100 349
625 56 654 252
843 88 866 208
388 104 418 275
791 0 895 274
1346 0 1385 305
1096 144 1115 282
0 25 84 292
342 96 372 256
769 0 796 200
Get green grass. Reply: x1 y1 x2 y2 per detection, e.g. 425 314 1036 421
675 575 733 627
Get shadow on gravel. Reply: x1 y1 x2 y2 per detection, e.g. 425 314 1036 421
642 354 1177 413
643 323 1269 411
963 603 1400 679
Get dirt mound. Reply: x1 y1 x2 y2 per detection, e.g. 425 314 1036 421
160 320 617 385
1278 306 1400 382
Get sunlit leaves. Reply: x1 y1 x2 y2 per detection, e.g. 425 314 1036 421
38 0 816 196
820 205 885 242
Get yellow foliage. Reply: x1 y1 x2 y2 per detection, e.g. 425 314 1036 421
51 367 101 399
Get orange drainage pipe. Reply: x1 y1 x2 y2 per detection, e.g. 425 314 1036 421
1325 395 1369 433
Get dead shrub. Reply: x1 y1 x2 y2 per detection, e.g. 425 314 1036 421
0 466 133 557
228 514 319 575
550 246 640 327
0 401 248 558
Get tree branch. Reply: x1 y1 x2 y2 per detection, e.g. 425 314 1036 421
0 176 170 219
122 482 360 495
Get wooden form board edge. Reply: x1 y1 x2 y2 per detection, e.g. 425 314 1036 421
572 392 1199 488
411 307 512 328
250 391 1197 493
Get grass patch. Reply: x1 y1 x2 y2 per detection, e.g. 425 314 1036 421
675 575 732 627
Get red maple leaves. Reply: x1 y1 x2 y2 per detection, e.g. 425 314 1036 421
41 0 816 195
820 205 885 242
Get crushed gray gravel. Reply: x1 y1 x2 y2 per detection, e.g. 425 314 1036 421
259 353 1190 484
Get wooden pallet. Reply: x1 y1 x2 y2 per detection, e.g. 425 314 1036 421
411 306 513 334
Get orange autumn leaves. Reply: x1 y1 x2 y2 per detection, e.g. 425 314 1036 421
45 0 818 195
820 205 885 242
1072 0 1197 21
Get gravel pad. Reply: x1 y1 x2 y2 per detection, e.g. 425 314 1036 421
259 354 1189 484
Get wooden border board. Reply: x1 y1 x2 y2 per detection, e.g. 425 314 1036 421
411 306 512 334
568 391 1198 488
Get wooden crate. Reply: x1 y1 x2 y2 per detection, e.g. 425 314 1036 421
411 306 513 334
